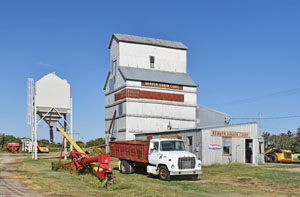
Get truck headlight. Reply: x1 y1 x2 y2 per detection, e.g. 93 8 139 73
198 163 201 168
171 164 175 169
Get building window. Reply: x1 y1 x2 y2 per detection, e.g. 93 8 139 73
109 78 114 92
223 137 232 155
112 60 117 75
150 56 155 68
118 103 123 116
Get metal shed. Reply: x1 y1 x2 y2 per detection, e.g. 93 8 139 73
135 122 264 166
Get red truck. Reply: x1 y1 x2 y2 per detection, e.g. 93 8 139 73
110 138 202 181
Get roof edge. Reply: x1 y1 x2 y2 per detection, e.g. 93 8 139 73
197 105 231 117
109 33 188 50
103 72 111 90
108 34 117 49
119 66 198 87
134 122 258 135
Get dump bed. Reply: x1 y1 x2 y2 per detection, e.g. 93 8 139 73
109 140 150 163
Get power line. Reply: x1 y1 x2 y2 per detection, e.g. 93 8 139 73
208 87 300 107
231 115 300 120
262 126 295 130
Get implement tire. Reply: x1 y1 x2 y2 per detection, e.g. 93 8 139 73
159 166 170 181
120 160 132 174
264 155 270 163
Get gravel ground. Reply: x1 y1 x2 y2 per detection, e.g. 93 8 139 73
0 155 44 197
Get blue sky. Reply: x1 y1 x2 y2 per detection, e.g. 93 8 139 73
0 1 300 142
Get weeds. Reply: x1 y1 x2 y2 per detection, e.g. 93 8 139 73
15 157 300 196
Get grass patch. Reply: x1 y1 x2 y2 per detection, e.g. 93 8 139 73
15 157 300 196
202 163 300 185
259 164 300 169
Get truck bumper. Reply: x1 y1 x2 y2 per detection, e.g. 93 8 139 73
170 170 202 176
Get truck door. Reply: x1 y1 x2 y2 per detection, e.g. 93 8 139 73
148 142 159 165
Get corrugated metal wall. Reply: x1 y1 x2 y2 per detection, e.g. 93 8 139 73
196 105 230 128
135 122 259 166
201 123 258 165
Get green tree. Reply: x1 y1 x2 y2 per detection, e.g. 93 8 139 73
38 139 50 144
262 132 271 149
291 127 300 153
76 141 85 148
269 134 280 147
85 138 105 148
278 133 290 149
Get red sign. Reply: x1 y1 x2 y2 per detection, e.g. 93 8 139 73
114 88 184 102
208 144 222 150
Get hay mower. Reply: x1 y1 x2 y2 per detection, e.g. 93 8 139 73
54 125 113 187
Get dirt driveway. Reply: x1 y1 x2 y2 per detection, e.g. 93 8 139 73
0 155 44 197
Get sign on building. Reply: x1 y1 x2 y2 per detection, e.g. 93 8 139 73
210 130 250 138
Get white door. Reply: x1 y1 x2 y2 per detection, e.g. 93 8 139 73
148 142 159 165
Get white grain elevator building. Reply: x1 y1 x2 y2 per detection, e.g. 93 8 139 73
104 34 198 141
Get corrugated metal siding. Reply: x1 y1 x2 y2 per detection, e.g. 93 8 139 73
196 105 230 128
201 123 258 165
110 33 188 50
119 66 198 87
135 123 259 166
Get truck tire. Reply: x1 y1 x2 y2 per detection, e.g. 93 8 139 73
271 154 278 163
120 160 130 174
190 174 198 181
159 166 170 181
128 163 135 174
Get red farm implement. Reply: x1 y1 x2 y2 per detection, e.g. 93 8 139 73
7 143 20 153
55 125 113 187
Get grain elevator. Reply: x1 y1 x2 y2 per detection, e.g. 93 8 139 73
104 34 198 141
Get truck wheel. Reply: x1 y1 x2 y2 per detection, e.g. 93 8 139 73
128 163 135 174
120 160 130 174
271 155 278 163
159 166 170 181
191 174 198 181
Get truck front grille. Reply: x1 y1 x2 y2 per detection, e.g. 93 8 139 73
284 152 292 159
178 157 195 169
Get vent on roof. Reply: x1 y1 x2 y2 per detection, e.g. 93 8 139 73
150 56 155 69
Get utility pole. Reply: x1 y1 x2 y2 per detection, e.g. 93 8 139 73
259 112 262 137
1 134 5 148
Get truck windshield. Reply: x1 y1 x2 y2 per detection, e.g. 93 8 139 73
160 141 185 151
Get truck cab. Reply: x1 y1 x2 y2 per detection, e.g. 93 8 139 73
147 138 202 181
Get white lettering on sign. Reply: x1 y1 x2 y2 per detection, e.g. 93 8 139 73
142 81 183 90
210 130 250 138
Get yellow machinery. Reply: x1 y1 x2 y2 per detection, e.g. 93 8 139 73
55 125 113 185
56 125 99 173
37 143 49 153
264 146 293 163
